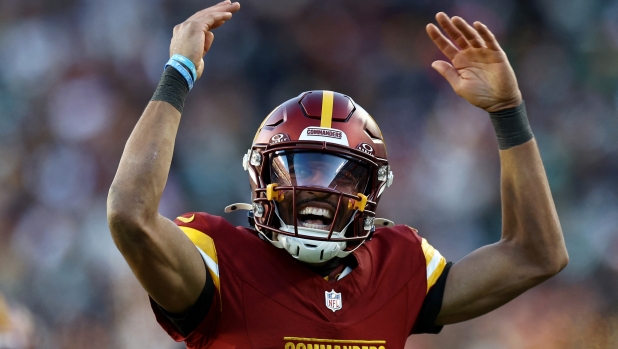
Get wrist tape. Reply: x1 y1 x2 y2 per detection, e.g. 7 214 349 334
489 102 534 150
151 66 189 113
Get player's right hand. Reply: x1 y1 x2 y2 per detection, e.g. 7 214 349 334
170 0 240 80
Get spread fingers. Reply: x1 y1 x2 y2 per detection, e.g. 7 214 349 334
473 22 501 51
426 23 459 61
188 1 240 21
452 16 485 48
436 12 469 49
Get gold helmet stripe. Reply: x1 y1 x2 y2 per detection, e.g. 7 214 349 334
320 90 334 128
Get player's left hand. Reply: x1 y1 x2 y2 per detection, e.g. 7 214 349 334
426 13 522 113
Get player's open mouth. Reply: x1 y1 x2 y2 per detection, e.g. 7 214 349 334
297 205 334 230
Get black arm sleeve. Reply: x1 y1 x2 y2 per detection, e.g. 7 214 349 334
156 266 215 337
411 262 453 334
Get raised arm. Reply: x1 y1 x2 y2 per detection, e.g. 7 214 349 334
107 1 240 313
425 12 568 324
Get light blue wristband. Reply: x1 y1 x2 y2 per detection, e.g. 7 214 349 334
170 54 197 83
164 59 194 90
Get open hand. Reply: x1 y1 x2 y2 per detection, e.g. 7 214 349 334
170 0 240 80
426 13 522 112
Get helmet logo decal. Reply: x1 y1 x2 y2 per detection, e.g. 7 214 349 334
325 289 342 312
299 127 349 146
269 133 290 144
356 142 375 155
307 127 342 139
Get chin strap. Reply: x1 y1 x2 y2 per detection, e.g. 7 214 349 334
334 218 393 258
336 239 367 258
257 227 285 248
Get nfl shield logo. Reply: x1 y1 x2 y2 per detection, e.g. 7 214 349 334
325 289 342 312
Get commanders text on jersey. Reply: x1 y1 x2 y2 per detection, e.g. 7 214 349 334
283 337 387 349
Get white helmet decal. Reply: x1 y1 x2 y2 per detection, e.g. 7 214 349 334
298 127 349 146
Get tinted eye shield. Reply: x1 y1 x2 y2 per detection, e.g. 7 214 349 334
269 151 371 195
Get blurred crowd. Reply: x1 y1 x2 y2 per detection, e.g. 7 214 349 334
0 0 617 348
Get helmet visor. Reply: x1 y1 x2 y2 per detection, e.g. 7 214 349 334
269 151 370 195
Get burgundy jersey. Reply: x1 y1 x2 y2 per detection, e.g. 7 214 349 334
151 212 447 349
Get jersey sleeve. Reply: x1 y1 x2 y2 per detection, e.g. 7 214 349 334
420 237 447 292
150 289 220 347
410 229 451 334
411 262 453 334
148 212 222 347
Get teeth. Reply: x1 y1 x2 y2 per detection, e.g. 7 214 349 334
299 221 329 230
298 206 333 218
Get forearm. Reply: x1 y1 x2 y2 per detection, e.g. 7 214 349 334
499 139 568 271
108 101 181 222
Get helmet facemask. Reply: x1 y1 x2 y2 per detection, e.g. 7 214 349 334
271 151 369 245
248 143 381 264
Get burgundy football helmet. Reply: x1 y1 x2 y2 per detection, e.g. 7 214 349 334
241 91 393 263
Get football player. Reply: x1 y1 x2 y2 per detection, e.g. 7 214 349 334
107 1 569 348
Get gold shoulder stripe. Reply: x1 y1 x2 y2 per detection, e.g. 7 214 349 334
421 238 447 292
176 214 195 223
179 226 220 293
320 90 334 128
